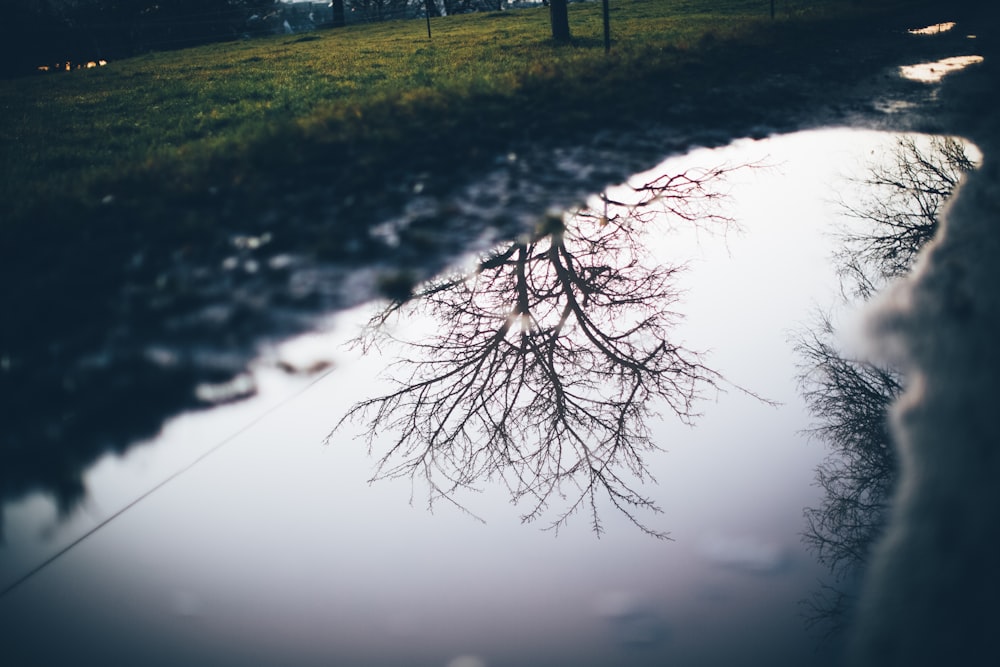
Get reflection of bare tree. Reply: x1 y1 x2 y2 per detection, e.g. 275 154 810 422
796 314 902 635
798 135 976 634
333 164 749 537
836 135 975 300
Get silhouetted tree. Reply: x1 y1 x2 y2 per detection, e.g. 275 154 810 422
332 0 346 27
442 0 502 14
549 0 571 43
348 0 416 22
798 135 977 636
332 162 757 537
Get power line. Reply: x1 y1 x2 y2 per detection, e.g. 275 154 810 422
0 364 337 602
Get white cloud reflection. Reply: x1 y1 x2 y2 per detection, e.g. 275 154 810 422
698 533 791 575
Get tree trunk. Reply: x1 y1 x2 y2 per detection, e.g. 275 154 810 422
331 0 345 28
549 0 571 43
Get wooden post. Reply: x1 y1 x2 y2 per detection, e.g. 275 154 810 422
603 0 610 53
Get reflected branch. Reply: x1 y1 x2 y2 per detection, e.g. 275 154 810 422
836 135 976 300
798 134 976 635
332 163 752 538
797 313 902 576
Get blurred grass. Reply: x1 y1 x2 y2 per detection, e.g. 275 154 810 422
0 0 909 233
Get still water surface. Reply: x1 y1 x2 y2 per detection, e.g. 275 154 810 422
1 128 965 667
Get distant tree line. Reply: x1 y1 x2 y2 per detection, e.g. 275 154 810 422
1 0 572 77
2 1 280 77
336 0 524 24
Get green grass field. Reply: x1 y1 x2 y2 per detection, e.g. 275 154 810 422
0 0 907 233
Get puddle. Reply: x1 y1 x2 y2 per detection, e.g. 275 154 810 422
908 22 956 35
900 55 985 83
6 12 971 528
3 128 972 667
874 98 920 115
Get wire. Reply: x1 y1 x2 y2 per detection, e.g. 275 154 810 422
0 364 337 602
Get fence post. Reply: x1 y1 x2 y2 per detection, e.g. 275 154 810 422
603 0 610 53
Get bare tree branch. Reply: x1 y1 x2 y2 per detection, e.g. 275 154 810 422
331 162 757 537
835 135 976 300
798 135 976 635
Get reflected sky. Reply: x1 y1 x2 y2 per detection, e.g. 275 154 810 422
0 129 944 667
908 22 957 36
899 55 985 83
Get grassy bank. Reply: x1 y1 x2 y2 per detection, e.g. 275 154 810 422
0 0 920 235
